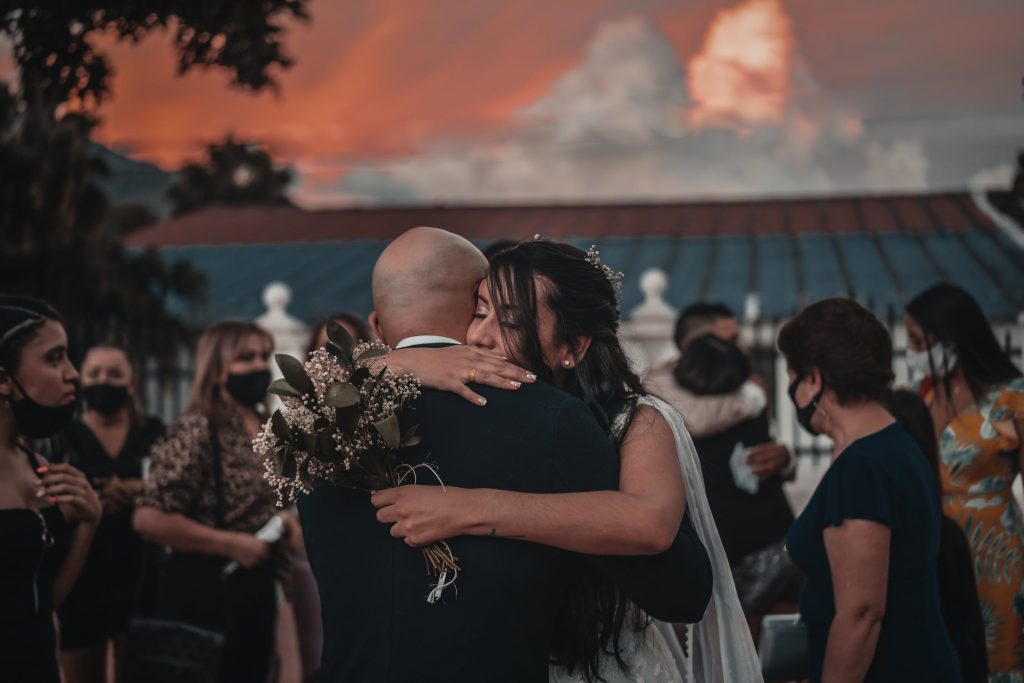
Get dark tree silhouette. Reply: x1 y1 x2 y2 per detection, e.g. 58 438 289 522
0 86 205 371
0 1 310 372
168 136 294 216
0 1 310 114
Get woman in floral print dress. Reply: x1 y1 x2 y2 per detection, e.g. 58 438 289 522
906 283 1024 683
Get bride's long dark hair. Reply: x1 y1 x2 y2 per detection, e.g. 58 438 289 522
487 239 647 681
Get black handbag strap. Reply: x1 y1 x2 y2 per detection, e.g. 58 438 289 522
209 426 226 530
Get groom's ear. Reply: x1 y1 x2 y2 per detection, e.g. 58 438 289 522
368 311 386 345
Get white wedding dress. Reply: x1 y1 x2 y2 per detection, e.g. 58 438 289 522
549 395 764 683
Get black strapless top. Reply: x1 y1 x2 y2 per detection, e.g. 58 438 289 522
0 449 70 683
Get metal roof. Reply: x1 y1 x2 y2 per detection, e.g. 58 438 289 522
127 191 1024 324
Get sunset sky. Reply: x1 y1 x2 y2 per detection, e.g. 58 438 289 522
5 0 1022 207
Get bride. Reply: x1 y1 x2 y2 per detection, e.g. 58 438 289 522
371 238 762 683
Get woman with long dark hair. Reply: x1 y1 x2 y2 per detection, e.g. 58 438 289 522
0 296 102 682
372 240 759 682
904 282 1023 681
57 339 165 683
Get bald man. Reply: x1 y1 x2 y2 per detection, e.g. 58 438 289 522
298 228 712 683
367 226 487 347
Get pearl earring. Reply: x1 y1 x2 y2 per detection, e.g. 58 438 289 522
562 359 572 368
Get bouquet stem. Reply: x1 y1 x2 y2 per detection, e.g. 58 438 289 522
422 541 460 604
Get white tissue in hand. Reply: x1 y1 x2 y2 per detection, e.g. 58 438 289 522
255 515 285 543
729 443 760 495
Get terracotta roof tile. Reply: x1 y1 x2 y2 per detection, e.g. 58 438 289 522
124 192 1000 247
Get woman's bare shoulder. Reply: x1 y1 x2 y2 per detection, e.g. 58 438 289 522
623 402 673 445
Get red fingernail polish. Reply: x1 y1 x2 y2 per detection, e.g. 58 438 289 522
36 466 47 474
48 496 57 503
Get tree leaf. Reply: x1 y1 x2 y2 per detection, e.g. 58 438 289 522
335 404 360 433
316 431 339 462
276 354 314 395
270 409 292 443
301 431 317 455
268 377 302 398
324 381 360 408
349 366 370 388
282 449 298 479
326 320 355 357
373 413 401 450
299 461 315 491
401 424 422 448
271 446 287 477
325 341 352 368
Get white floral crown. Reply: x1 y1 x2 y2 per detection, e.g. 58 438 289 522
585 245 624 294
532 234 624 294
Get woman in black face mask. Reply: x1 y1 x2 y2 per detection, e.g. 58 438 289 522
777 298 958 683
0 295 102 682
56 341 165 683
133 320 299 683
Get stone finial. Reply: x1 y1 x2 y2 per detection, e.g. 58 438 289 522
263 281 292 314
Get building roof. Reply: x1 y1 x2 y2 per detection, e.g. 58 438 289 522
126 191 1024 324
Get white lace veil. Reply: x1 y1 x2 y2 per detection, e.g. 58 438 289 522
637 395 764 683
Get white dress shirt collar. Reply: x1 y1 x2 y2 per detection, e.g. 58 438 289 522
394 335 461 349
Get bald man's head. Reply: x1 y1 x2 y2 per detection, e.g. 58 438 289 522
369 227 487 345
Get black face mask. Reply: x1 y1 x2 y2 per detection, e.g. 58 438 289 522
788 374 824 436
225 369 271 408
82 383 131 416
8 374 76 439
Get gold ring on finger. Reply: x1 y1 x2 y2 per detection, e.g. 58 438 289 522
467 367 478 383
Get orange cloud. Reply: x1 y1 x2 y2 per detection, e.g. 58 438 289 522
89 0 605 170
686 0 794 129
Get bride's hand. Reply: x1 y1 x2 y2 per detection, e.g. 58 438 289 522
387 346 536 406
371 485 472 547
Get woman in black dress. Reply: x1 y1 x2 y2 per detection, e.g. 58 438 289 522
881 389 987 683
0 296 101 682
779 298 959 683
57 340 165 683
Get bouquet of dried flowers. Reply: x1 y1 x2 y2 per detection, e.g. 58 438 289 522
253 320 459 602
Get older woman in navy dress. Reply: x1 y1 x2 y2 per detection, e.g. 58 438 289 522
779 298 959 683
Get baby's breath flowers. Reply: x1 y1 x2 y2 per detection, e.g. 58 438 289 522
253 321 458 602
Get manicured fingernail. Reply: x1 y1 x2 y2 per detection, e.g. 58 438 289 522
510 380 522 388
48 496 57 503
526 373 537 381
477 397 487 406
36 466 47 474
36 488 45 498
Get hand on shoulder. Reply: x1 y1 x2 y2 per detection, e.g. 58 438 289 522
388 345 536 406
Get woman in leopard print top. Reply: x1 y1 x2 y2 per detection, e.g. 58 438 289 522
135 320 297 683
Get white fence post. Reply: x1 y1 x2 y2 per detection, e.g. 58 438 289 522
256 282 311 363
619 268 679 375
255 282 311 414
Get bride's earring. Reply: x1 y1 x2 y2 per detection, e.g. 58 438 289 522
562 359 572 368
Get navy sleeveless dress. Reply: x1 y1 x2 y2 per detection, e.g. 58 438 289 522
786 423 960 683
